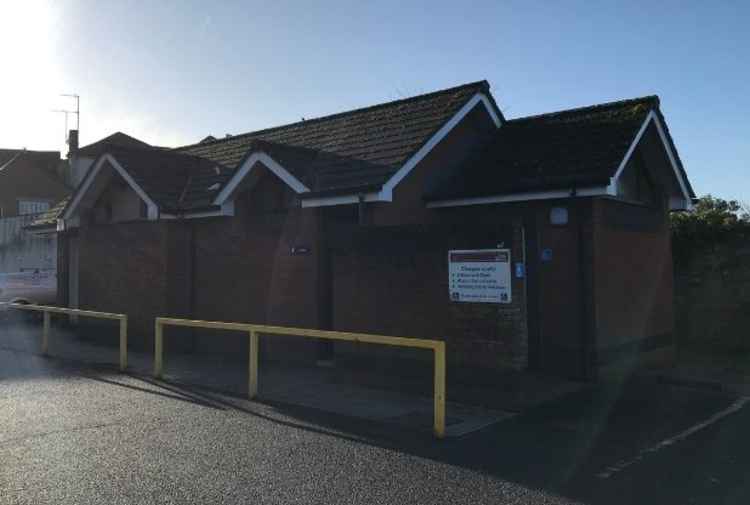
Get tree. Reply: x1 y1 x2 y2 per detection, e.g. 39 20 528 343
671 195 750 250
740 201 750 222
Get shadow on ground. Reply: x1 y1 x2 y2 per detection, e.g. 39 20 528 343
2 319 746 504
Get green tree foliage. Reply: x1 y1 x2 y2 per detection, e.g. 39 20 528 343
671 195 750 249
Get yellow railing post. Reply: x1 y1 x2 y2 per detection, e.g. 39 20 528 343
153 316 448 439
248 329 259 399
433 342 446 439
119 316 128 371
1 302 128 369
42 311 50 356
154 319 163 379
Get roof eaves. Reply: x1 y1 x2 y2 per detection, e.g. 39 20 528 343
652 106 695 198
298 182 383 199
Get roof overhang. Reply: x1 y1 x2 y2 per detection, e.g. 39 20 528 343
161 202 235 220
607 110 693 211
427 186 613 208
212 151 310 206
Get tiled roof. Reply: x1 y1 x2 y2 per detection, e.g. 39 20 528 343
425 96 694 201
0 149 61 176
78 132 153 157
177 81 494 195
103 146 233 212
52 146 232 223
0 149 21 167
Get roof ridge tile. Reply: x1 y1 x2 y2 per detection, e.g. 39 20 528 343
508 95 660 124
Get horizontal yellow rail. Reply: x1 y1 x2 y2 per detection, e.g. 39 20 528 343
154 317 447 438
1 302 129 371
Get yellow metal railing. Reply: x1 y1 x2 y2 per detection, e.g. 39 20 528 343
1 303 129 371
154 317 447 438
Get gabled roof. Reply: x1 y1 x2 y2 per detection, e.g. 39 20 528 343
62 145 233 224
78 132 153 157
425 96 694 201
101 146 233 212
61 82 503 223
178 81 501 197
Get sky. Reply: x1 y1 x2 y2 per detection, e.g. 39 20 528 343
1 0 748 202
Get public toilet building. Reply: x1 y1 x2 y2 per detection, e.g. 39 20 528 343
39 81 694 379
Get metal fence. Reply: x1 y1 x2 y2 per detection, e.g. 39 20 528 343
0 302 128 371
154 317 447 438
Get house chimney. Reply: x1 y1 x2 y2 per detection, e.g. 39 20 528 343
65 129 80 188
68 129 79 157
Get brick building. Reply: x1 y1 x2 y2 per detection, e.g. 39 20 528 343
43 81 694 379
0 149 69 218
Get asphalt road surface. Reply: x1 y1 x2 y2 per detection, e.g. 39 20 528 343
1 347 748 505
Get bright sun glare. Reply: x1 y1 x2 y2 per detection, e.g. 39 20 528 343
0 0 65 151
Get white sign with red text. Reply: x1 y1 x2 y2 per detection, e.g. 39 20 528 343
448 249 511 304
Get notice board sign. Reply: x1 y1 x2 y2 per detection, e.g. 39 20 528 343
449 249 511 304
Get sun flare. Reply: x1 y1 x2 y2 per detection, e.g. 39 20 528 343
0 0 63 150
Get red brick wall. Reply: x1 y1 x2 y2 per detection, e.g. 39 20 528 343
592 199 674 354
330 219 528 370
189 171 322 360
77 221 168 348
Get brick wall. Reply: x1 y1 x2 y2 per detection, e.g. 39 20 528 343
189 174 322 361
592 199 674 358
77 221 168 349
329 220 528 371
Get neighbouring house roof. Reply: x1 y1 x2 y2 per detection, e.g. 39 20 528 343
0 150 69 199
0 149 62 177
177 80 500 197
1 151 69 230
424 95 695 201
77 132 154 157
0 149 21 167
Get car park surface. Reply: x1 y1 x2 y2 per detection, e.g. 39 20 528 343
1 335 748 505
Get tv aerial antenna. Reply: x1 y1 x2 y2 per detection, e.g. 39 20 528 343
52 93 80 144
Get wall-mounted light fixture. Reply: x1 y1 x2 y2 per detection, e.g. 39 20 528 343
550 206 569 225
